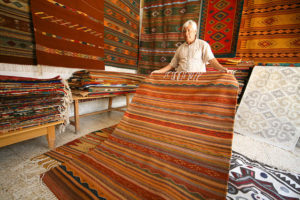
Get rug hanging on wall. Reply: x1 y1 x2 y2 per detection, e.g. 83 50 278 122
236 0 300 64
104 0 140 70
234 66 300 151
198 0 244 58
0 0 36 64
138 0 201 74
30 0 104 70
42 72 239 199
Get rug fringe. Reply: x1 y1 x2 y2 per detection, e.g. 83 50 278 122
9 155 62 199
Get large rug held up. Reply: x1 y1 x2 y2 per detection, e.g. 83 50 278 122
234 66 300 151
41 72 239 199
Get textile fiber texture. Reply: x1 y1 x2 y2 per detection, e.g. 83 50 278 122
234 66 300 151
138 0 201 74
104 0 140 70
30 0 104 69
236 0 300 64
42 72 239 199
199 0 244 58
0 0 36 64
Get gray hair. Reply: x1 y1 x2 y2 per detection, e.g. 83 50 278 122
182 20 198 32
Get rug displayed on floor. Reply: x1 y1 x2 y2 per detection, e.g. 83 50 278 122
138 0 201 74
41 72 239 199
35 125 300 200
30 0 104 69
234 66 300 151
236 0 300 64
0 0 36 64
198 0 244 58
227 151 300 199
104 0 140 70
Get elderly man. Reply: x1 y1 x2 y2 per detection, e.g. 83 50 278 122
152 20 229 73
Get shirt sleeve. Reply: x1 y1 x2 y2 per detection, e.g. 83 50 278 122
202 41 215 64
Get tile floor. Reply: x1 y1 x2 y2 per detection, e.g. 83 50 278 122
0 111 124 200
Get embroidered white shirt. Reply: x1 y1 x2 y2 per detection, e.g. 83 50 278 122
169 39 215 72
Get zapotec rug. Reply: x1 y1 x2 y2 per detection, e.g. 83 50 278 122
234 66 300 151
41 72 239 199
31 0 105 69
34 127 300 199
199 0 244 58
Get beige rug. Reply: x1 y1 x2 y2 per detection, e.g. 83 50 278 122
234 66 300 151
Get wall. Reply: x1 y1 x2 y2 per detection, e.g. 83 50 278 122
0 63 136 117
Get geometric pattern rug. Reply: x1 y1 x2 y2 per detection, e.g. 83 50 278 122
33 127 300 199
104 0 140 70
234 66 300 151
199 0 244 58
236 0 300 64
228 151 300 199
0 0 36 65
138 0 201 74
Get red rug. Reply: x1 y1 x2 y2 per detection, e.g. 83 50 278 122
31 0 104 69
199 0 244 58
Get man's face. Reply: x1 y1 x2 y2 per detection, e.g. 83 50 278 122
183 24 196 44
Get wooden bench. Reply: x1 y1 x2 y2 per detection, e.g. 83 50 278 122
0 120 64 149
70 93 131 133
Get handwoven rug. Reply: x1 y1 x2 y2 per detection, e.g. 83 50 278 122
227 151 300 200
104 0 140 70
198 0 244 58
236 0 300 64
34 127 300 199
0 0 36 64
138 0 201 74
41 72 239 199
234 66 300 151
30 0 104 69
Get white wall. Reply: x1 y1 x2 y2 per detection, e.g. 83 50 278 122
0 63 136 117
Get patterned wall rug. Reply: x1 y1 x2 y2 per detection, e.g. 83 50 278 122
138 0 201 74
31 0 104 70
0 0 36 64
234 66 300 151
104 0 140 70
198 0 244 58
236 0 300 64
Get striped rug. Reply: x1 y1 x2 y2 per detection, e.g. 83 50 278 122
42 72 239 199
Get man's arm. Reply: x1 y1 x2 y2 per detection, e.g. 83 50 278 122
151 64 173 74
208 58 228 72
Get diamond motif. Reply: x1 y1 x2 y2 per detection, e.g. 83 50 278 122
211 32 225 41
213 11 228 21
212 22 227 31
214 0 230 10
211 42 224 51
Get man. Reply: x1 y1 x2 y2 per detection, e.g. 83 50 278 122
152 20 229 73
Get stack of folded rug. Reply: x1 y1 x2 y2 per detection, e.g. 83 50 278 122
68 70 146 97
0 75 71 134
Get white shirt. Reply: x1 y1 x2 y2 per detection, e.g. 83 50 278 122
169 39 215 72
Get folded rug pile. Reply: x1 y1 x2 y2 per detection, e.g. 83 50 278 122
68 70 146 97
0 75 72 134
